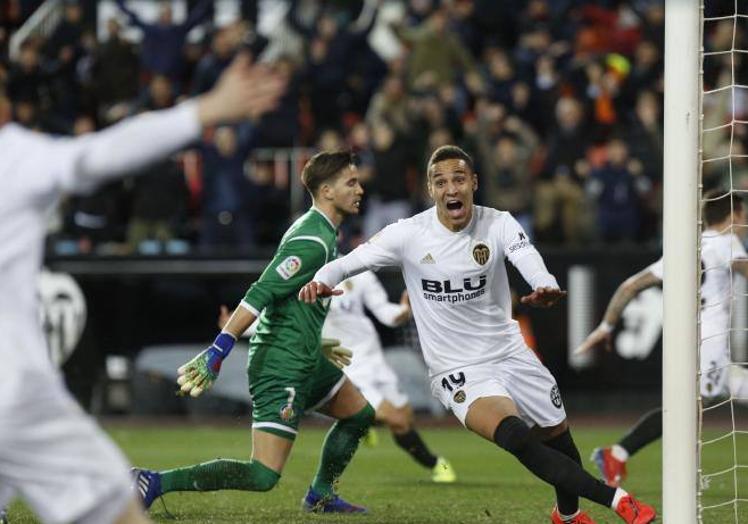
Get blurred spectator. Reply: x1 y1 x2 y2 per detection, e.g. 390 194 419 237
534 96 592 244
624 90 663 238
586 137 651 243
620 40 662 106
43 3 88 127
246 158 289 246
64 114 129 252
124 73 188 251
366 73 412 137
363 121 415 239
288 0 379 130
625 90 662 183
0 1 24 56
115 0 213 86
483 47 516 107
134 74 175 113
254 55 302 147
6 40 48 107
391 5 484 95
126 157 189 252
94 18 139 112
44 1 83 60
199 124 258 251
476 116 539 235
317 128 345 152
191 22 245 95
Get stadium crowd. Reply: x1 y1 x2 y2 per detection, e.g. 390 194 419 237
0 0 741 255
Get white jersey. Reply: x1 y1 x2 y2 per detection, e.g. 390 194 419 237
0 102 200 523
315 206 558 377
647 230 747 339
322 271 410 409
322 271 405 360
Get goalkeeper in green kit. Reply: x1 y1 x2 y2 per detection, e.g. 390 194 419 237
132 151 374 514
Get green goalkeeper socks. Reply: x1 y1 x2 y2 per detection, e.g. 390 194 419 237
160 458 280 493
311 403 375 497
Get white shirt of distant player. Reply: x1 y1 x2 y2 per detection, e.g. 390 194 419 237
322 271 406 364
324 206 558 377
647 230 748 339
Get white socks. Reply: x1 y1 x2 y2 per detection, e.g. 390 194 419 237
611 444 629 462
611 487 628 510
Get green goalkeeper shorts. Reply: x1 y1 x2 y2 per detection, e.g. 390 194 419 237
247 347 345 440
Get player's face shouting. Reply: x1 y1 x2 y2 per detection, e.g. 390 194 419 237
428 158 478 232
331 164 365 215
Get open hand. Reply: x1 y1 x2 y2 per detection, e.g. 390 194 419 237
298 281 343 303
321 338 353 369
520 287 567 308
176 348 224 397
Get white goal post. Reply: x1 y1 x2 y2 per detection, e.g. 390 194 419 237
663 0 700 522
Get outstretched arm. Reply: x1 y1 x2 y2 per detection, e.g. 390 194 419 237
180 237 326 397
502 215 565 308
298 250 370 303
512 251 567 308
115 0 147 29
300 223 404 303
350 0 379 38
184 0 214 31
574 267 661 355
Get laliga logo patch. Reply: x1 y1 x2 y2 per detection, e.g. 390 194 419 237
276 256 302 280
472 243 490 266
550 385 562 409
453 390 466 404
280 404 295 422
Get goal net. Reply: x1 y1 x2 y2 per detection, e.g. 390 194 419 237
699 0 748 521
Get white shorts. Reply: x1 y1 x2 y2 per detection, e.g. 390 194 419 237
700 333 731 400
0 367 132 524
345 351 409 410
430 349 567 428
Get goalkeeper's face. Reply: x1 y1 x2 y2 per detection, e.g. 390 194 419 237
329 164 364 216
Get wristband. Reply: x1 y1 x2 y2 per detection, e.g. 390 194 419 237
599 321 614 334
212 332 237 357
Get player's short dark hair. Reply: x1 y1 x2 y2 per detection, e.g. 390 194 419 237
301 150 356 197
427 145 474 178
703 189 744 226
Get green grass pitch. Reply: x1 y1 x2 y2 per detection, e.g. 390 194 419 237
5 421 746 523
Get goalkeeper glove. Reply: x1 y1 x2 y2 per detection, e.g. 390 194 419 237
321 338 353 369
177 332 236 397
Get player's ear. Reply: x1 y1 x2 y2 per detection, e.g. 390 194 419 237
426 175 434 199
319 182 333 201
472 172 478 192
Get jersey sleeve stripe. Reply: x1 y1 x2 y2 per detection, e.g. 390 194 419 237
239 300 260 316
286 235 330 262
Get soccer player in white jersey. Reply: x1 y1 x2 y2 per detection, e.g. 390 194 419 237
323 268 457 482
0 54 283 524
299 145 657 524
576 189 748 488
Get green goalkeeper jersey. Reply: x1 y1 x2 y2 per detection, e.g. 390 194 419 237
241 207 338 372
